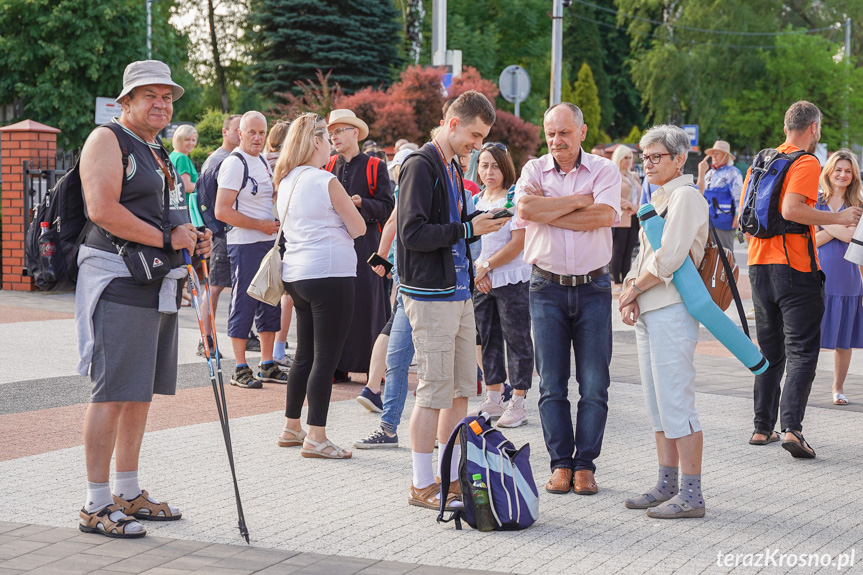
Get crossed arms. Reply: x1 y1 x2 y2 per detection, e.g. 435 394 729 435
517 185 616 230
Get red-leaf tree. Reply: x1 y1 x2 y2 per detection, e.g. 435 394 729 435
338 88 422 145
448 66 500 102
487 110 542 170
389 65 447 139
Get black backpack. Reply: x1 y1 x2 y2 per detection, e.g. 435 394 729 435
196 151 270 238
24 123 131 292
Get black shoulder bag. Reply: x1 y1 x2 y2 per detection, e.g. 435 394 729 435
112 148 176 285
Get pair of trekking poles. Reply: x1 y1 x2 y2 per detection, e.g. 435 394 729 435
184 200 249 543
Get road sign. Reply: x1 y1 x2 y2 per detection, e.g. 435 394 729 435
95 97 121 125
682 124 699 148
499 65 531 117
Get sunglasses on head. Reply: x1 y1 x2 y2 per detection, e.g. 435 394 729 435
482 142 507 152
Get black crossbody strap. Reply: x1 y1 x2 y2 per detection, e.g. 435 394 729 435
149 148 175 251
710 220 750 339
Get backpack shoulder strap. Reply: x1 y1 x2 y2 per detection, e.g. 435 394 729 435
366 156 380 197
325 155 338 173
100 122 132 170
437 421 467 530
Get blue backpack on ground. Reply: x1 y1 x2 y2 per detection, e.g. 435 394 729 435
196 151 269 238
438 414 539 531
739 148 812 239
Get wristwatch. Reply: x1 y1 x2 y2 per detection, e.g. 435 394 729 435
482 261 493 272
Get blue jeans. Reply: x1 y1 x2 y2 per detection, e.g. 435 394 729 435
530 271 612 473
380 293 415 434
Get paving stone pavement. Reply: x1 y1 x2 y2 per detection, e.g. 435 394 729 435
2 383 863 574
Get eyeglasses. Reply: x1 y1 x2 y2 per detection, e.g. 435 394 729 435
639 152 672 165
482 142 507 152
329 127 356 137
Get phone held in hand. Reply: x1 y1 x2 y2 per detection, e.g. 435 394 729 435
366 252 393 274
491 209 513 220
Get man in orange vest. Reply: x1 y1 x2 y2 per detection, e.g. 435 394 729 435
326 109 395 384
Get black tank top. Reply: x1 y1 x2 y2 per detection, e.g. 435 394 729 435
85 119 191 308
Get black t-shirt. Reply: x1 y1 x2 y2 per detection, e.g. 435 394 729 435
85 120 191 308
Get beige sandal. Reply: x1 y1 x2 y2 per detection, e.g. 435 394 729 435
113 490 182 521
301 437 352 459
278 427 306 447
79 504 146 538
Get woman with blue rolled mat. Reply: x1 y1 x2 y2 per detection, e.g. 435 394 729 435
618 124 709 519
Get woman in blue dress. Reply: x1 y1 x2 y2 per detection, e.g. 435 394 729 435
815 149 863 405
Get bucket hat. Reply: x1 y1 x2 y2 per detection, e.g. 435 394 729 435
116 60 184 103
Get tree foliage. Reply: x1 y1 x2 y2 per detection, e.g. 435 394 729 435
0 0 195 149
247 0 402 98
572 63 603 150
270 70 345 120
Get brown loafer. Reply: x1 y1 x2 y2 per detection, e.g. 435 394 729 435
573 470 598 495
545 468 573 494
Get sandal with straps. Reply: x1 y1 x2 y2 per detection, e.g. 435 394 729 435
782 430 816 459
113 490 182 521
301 437 352 459
79 504 146 538
278 427 307 447
749 429 780 445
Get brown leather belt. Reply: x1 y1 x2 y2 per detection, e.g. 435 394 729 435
532 265 610 287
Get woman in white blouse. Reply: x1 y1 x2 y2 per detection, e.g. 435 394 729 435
468 143 535 429
610 145 642 291
271 113 365 460
618 125 709 519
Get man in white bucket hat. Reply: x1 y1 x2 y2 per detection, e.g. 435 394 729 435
324 109 395 389
75 60 211 539
696 139 743 251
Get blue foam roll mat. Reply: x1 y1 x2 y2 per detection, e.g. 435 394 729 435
636 203 768 375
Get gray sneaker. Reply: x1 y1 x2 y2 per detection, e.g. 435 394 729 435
468 393 506 419
353 426 399 449
274 353 294 371
496 396 528 428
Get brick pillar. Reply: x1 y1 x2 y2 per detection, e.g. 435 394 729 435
0 120 62 291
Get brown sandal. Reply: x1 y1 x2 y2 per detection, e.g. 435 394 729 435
113 490 182 521
79 504 146 538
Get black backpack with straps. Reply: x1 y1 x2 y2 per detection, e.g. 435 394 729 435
24 123 132 292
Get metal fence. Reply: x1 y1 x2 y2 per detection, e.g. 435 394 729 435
22 150 77 236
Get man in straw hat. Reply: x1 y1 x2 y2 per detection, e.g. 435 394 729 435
325 109 395 387
697 139 744 251
75 60 212 538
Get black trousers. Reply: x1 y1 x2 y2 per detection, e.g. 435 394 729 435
610 216 640 284
473 281 535 391
750 264 824 433
284 277 354 427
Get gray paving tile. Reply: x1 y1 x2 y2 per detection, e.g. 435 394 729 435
102 552 174 573
138 568 193 575
0 540 50 560
30 540 99 557
0 551 58 571
154 555 221 571
354 562 418 575
188 544 246 559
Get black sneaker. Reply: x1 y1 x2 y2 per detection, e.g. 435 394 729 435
246 333 261 352
231 365 261 389
353 426 398 449
197 336 219 358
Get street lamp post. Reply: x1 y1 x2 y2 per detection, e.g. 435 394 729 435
146 0 162 59
549 0 565 107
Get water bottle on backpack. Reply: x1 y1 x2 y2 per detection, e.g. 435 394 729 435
470 474 495 532
38 222 57 285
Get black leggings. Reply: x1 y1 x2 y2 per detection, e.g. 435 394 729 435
610 216 640 283
284 277 354 427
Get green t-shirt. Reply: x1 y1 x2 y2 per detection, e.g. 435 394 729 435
169 151 198 186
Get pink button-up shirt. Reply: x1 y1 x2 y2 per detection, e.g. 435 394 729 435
513 150 621 276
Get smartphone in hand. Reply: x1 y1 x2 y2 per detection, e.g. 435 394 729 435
491 209 513 220
366 253 393 274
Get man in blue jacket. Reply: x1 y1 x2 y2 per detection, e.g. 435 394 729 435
397 91 510 510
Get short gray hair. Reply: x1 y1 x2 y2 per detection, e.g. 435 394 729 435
239 110 267 131
639 124 690 158
545 102 584 126
784 101 821 133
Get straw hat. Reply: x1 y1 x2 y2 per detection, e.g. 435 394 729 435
327 109 369 140
115 60 184 103
705 140 735 162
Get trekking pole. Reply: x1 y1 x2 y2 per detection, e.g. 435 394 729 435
182 246 250 543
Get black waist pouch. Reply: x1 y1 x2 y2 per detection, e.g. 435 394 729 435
116 241 172 285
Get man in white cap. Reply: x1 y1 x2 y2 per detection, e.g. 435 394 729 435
697 139 744 251
325 109 395 386
76 60 212 538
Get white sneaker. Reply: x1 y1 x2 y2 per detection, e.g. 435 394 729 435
496 396 528 428
468 394 505 419
274 353 294 370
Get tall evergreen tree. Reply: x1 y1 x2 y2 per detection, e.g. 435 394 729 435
247 0 402 97
572 62 602 149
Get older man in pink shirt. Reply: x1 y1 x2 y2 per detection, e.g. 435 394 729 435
514 102 621 497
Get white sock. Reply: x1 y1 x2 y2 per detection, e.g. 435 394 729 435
488 390 502 404
113 470 179 516
412 451 435 489
113 470 141 501
85 481 143 532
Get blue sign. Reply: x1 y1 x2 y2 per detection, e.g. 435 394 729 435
442 73 453 93
682 124 699 148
